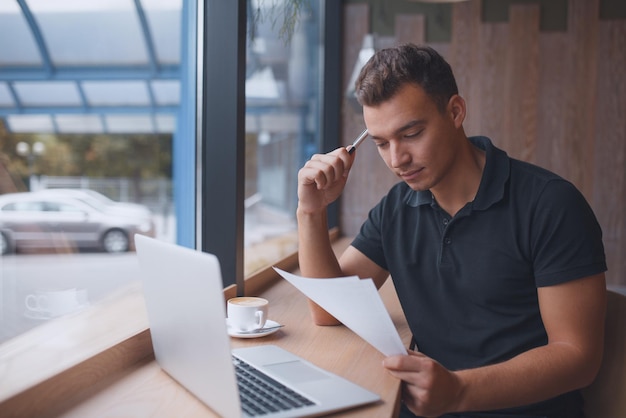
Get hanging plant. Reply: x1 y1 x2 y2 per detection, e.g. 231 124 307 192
249 0 308 44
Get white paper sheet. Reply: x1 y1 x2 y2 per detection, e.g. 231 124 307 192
273 267 407 356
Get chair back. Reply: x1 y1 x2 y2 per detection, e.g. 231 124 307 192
582 289 626 417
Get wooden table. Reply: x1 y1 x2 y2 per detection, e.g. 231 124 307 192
1 235 412 418
55 277 411 418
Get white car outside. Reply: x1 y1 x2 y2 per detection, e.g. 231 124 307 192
0 191 155 255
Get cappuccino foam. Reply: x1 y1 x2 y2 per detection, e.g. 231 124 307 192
229 297 267 307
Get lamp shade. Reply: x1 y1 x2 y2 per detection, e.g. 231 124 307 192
345 34 376 112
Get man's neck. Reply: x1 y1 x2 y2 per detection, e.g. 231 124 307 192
431 139 486 217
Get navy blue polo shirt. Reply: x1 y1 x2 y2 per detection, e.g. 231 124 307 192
352 136 606 415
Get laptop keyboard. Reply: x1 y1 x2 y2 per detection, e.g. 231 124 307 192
233 356 316 416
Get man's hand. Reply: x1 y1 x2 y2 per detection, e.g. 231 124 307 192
297 147 355 214
383 351 464 417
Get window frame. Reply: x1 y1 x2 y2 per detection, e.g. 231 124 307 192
198 0 246 291
198 0 342 292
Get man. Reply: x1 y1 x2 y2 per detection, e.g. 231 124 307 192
296 44 607 417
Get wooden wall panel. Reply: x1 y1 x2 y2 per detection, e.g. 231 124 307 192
338 0 626 286
394 14 425 45
503 4 540 163
562 0 600 198
474 22 508 142
593 21 626 285
449 0 483 135
429 42 450 62
536 31 569 174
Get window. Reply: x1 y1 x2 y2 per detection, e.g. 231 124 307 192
197 1 341 292
243 1 323 275
199 0 341 290
0 0 340 344
0 0 178 344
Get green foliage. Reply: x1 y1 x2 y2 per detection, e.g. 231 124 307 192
249 0 309 44
0 120 172 191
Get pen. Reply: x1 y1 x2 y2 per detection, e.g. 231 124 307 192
348 129 368 154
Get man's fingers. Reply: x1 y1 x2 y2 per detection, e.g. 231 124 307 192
383 352 438 389
301 150 352 189
383 351 427 371
300 161 336 189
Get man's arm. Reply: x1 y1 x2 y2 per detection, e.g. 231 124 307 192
297 147 388 325
383 273 606 417
297 207 343 325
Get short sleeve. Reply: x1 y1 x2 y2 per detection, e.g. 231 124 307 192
530 179 607 286
351 200 388 271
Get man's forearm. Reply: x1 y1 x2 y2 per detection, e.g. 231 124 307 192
297 207 344 325
297 207 343 277
453 342 600 413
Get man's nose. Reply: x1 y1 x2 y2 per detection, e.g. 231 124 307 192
390 142 409 168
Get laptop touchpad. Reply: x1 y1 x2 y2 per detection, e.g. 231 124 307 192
263 361 331 384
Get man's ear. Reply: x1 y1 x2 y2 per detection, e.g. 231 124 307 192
448 94 466 128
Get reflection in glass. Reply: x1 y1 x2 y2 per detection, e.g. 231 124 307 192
0 0 179 344
244 0 322 275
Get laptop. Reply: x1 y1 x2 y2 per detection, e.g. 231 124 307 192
134 234 380 418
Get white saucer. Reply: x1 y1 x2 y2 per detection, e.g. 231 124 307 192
24 310 54 320
24 304 90 320
227 319 282 339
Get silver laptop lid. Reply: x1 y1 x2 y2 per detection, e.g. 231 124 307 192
135 234 242 418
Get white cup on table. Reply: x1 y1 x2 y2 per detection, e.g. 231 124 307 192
24 288 88 318
227 297 269 332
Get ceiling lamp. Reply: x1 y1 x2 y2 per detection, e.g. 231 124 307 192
345 34 377 112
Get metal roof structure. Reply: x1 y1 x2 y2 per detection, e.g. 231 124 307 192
0 0 330 255
0 0 181 134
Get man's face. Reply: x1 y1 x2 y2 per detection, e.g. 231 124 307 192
362 83 461 192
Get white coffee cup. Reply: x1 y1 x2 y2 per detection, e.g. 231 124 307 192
227 297 269 332
24 288 88 318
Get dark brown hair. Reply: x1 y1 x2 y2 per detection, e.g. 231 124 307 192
355 44 458 113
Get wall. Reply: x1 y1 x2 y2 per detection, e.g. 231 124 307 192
340 0 626 286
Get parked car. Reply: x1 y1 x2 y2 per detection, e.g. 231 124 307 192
33 188 153 219
0 192 156 255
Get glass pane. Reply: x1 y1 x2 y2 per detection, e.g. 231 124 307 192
154 113 176 133
0 82 14 107
140 0 182 65
105 114 155 133
14 81 82 106
244 0 322 275
82 81 151 107
0 1 42 67
55 115 104 133
6 115 55 132
0 126 174 343
0 0 179 345
151 80 180 105
27 0 148 66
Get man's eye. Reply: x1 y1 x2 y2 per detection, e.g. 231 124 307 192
405 129 423 138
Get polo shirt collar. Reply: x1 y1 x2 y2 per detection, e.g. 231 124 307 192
404 189 432 207
403 136 509 210
470 136 509 211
